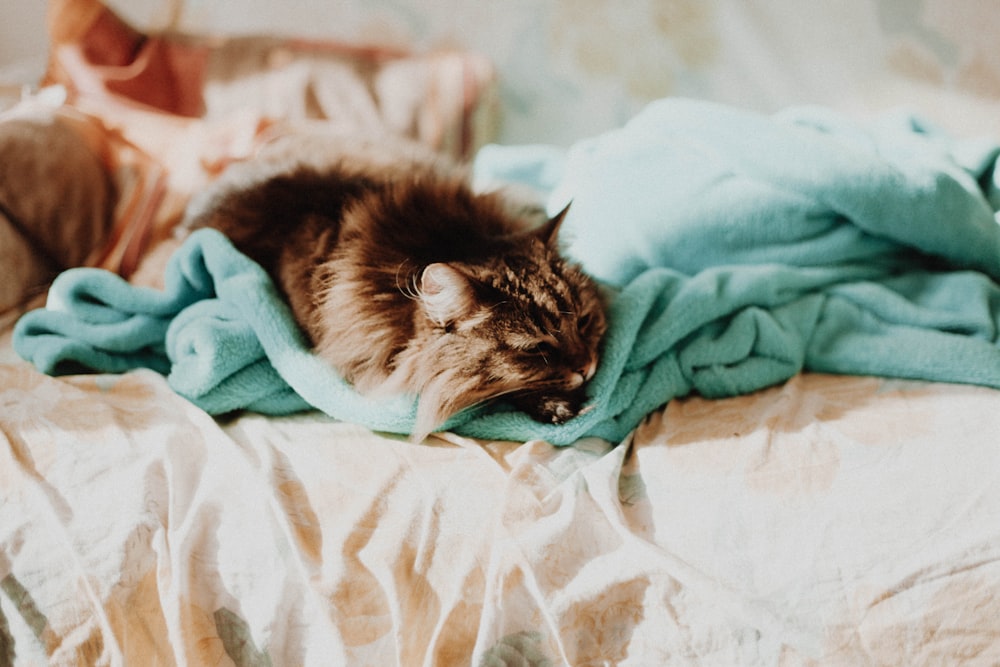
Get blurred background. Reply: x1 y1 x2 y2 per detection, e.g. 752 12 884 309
4 0 1000 145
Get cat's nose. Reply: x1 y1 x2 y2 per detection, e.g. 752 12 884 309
566 358 597 388
567 359 597 387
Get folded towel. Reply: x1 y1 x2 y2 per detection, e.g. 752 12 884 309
15 99 1000 445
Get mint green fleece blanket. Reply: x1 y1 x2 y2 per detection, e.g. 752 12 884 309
14 99 1000 445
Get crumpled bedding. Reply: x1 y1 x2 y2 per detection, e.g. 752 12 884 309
2 345 1000 665
45 0 496 159
15 99 1000 446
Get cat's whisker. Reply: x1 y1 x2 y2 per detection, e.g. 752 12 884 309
394 262 421 301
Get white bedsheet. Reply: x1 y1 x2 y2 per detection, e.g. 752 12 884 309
3 331 999 665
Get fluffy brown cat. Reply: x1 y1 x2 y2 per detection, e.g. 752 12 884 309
183 133 606 440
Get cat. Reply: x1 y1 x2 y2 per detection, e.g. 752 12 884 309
183 132 606 440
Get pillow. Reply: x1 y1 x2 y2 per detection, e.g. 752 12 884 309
0 104 115 313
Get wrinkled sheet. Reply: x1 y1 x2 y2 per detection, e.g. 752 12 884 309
3 324 1000 664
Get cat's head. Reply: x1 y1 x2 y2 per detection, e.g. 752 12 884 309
392 206 607 439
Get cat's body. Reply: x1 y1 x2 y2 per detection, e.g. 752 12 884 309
184 133 606 439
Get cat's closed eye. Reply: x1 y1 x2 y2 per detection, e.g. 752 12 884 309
524 341 558 358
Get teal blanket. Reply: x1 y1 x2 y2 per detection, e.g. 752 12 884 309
14 99 1000 445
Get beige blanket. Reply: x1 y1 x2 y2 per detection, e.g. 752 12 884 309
2 350 999 664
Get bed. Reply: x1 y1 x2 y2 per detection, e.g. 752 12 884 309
3 1 1000 665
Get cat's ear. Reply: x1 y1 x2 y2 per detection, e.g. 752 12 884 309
534 201 571 247
419 263 474 326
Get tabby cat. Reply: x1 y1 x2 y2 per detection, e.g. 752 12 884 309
184 133 606 440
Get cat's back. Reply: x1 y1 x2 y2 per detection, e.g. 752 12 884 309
182 131 438 267
335 162 542 269
182 128 544 281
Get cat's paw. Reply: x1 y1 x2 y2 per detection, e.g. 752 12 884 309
512 389 588 425
537 396 578 424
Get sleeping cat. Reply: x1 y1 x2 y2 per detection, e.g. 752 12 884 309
183 133 606 440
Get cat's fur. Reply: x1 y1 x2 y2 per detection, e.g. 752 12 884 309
184 133 606 440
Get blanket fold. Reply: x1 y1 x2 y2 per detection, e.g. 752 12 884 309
15 99 1000 445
